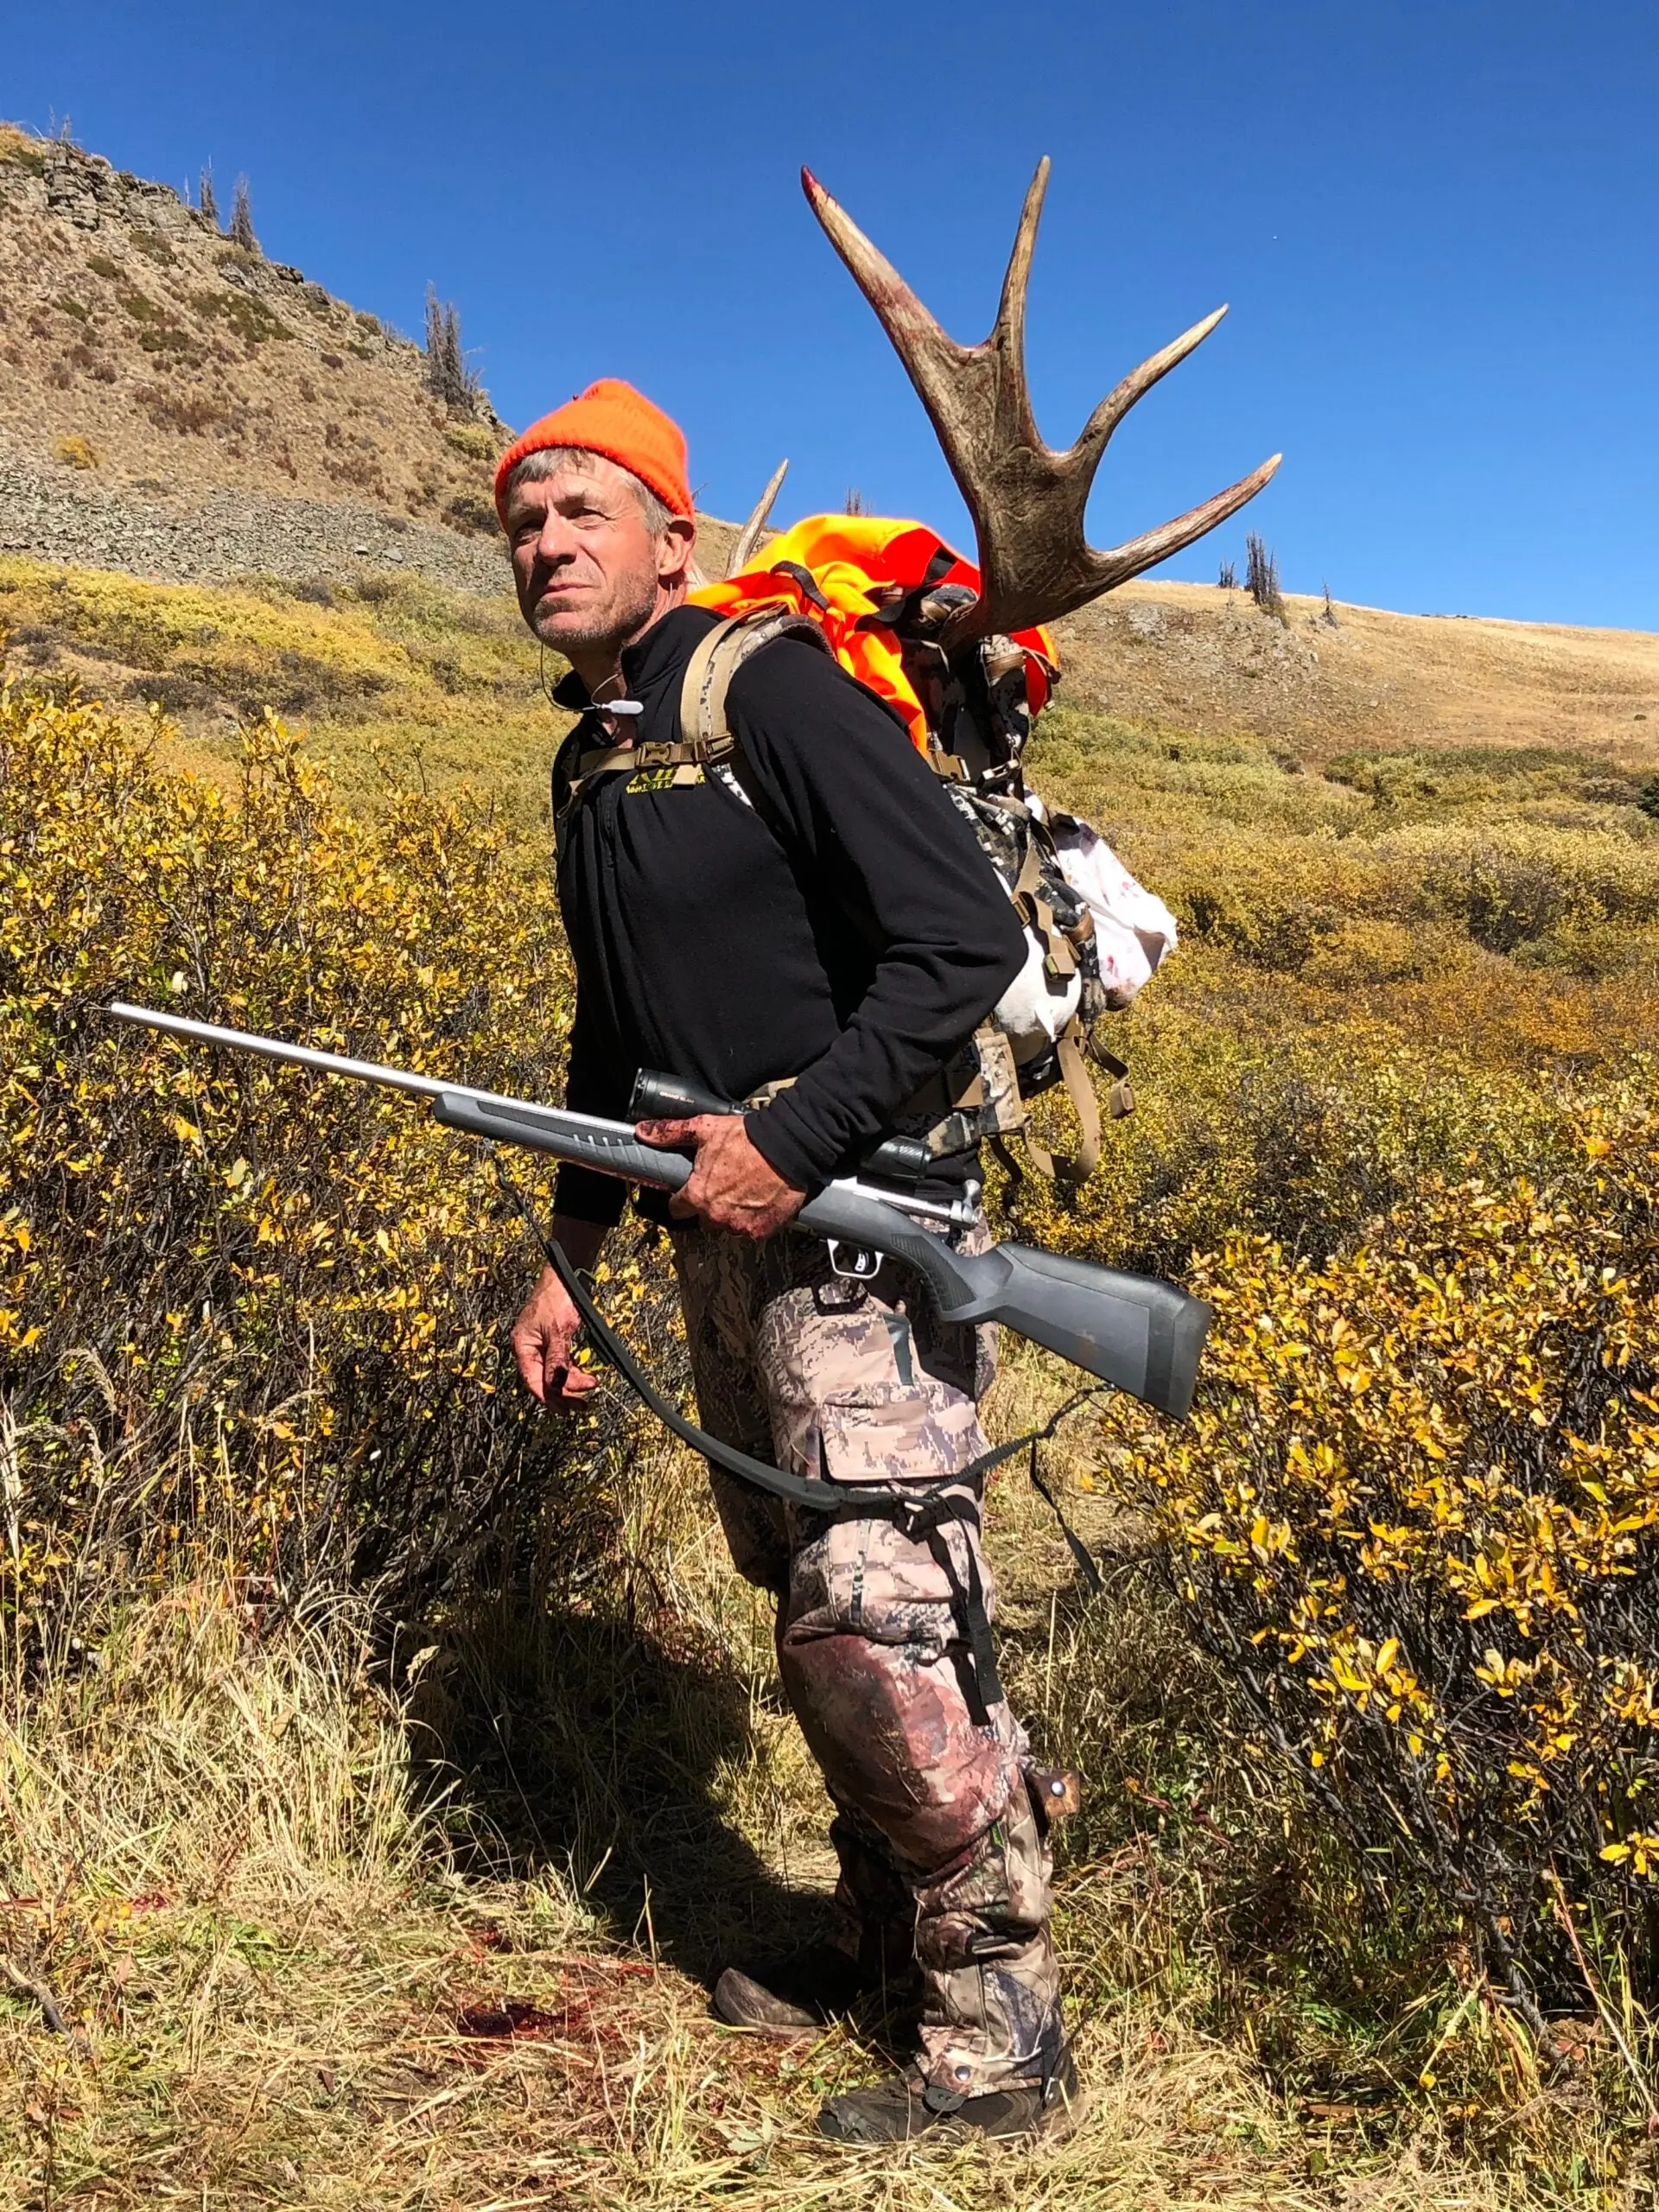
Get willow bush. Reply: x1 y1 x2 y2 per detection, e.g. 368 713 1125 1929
0 684 664 1644
1090 1079 1659 2018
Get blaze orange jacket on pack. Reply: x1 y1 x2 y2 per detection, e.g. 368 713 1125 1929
689 513 1055 753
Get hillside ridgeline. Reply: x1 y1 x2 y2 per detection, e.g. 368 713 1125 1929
0 124 509 592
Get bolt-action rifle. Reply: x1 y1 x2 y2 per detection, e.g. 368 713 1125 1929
106 1001 1211 1421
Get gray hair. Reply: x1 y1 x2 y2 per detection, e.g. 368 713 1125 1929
504 445 674 536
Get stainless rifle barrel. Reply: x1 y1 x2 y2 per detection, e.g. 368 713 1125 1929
105 1003 977 1229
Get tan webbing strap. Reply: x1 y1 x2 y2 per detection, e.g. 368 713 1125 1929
1090 1038 1137 1121
560 606 819 817
1020 1127 1058 1180
572 742 642 780
1004 836 1076 981
1010 834 1046 905
744 1075 796 1108
676 612 755 759
563 735 708 811
1058 1028 1103 1179
1022 1023 1103 1184
678 602 830 755
1036 898 1077 978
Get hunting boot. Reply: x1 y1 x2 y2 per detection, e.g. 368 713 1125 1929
714 1810 919 2040
816 2042 1077 2144
817 1778 1071 2141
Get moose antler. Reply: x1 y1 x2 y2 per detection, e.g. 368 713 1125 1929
725 457 789 578
802 159 1281 645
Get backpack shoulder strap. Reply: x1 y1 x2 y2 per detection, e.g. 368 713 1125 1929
557 605 828 820
678 602 833 754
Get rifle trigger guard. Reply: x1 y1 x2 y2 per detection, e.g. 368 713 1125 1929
826 1239 881 1282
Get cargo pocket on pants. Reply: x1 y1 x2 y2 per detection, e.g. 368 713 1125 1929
786 1386 987 1662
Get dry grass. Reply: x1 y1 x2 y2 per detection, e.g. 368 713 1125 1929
0 1459 1584 2212
0 125 506 524
1052 582 1659 769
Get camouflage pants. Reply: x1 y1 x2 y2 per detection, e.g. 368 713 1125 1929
671 1219 1063 2095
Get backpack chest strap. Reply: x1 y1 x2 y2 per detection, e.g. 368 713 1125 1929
568 732 731 790
558 604 832 817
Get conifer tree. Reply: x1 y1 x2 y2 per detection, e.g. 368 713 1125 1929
229 176 259 254
423 285 477 411
199 166 219 226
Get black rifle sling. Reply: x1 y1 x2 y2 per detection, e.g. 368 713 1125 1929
540 1229 1006 1717
487 1151 1107 1717
537 1230 893 1516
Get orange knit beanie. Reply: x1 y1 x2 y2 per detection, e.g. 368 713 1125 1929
493 378 692 526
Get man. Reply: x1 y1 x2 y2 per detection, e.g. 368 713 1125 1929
500 378 1072 2142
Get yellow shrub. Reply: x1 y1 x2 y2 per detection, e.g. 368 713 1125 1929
1008 979 1564 1281
52 433 102 470
444 423 499 461
0 687 660 1636
1094 1078 1659 2007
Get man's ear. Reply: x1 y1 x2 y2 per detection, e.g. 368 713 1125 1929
659 512 697 587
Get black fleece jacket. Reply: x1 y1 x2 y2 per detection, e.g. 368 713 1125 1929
550 603 1026 1226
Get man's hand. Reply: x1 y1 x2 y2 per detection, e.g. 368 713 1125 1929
512 1217 608 1406
637 1115 805 1238
512 1264 599 1406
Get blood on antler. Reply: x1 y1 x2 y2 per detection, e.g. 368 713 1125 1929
802 158 1281 646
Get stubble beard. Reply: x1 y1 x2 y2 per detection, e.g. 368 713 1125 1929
531 566 662 658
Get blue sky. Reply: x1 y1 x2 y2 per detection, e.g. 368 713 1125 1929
8 2 1656 628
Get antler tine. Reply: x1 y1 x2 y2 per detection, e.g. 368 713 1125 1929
802 166 977 448
988 157 1048 449
1086 452 1284 594
1074 306 1230 468
804 161 1281 644
726 457 790 577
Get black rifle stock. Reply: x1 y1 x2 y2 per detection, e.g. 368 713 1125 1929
107 1002 1211 1419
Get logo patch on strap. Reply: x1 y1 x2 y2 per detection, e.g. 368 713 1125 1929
624 763 705 795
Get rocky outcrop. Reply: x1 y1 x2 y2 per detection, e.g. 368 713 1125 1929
0 126 509 543
0 442 507 594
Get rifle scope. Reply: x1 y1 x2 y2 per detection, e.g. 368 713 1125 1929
627 1069 931 1192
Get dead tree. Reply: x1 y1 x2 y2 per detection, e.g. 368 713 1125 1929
423 286 476 412
229 176 259 254
1246 531 1284 616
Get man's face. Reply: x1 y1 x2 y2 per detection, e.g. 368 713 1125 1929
505 454 687 656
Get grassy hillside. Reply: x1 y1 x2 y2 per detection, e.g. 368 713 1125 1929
0 552 550 814
0 123 506 530
1057 580 1659 764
